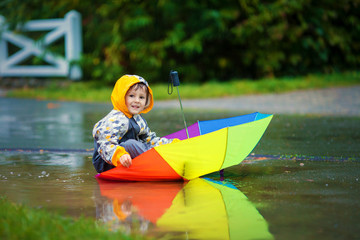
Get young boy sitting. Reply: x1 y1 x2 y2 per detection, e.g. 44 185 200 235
92 74 178 173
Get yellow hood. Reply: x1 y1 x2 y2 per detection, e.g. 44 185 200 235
111 75 154 118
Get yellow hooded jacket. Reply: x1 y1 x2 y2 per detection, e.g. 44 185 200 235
92 75 173 171
111 75 154 118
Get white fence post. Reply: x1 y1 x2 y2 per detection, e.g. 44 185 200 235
65 10 83 80
0 10 83 80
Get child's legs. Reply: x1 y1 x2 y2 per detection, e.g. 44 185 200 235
120 139 149 159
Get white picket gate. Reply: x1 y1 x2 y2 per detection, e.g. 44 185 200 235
0 10 82 80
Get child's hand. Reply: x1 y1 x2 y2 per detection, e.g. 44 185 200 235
171 138 181 143
119 154 132 168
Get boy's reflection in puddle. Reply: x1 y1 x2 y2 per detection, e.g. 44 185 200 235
94 178 273 240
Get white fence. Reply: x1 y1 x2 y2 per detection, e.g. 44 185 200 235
0 10 82 80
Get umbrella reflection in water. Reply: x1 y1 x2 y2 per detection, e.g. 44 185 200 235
95 178 273 240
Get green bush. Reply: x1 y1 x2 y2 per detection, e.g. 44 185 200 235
1 0 359 83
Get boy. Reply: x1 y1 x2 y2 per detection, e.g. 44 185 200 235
92 75 178 173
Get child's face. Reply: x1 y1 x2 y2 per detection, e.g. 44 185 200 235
125 86 147 115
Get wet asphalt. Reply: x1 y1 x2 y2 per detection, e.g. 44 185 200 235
155 85 360 116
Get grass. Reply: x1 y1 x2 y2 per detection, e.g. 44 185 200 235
0 197 145 240
4 71 360 102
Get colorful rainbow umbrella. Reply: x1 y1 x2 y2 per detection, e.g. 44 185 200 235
95 178 273 239
96 112 273 181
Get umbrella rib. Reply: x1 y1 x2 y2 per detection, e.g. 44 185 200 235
220 127 229 171
197 120 202 135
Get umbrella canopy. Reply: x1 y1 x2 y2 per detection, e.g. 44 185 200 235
95 178 273 240
97 112 273 181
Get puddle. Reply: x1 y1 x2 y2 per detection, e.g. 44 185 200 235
1 98 360 239
1 151 359 239
221 160 360 240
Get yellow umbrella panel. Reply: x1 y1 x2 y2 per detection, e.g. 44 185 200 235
155 114 273 180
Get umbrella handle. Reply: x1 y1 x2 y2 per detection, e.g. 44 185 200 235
168 70 189 139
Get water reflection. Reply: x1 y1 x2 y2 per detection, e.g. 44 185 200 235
0 152 97 217
95 178 273 240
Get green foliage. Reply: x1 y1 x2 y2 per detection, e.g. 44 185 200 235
1 0 359 83
6 72 360 102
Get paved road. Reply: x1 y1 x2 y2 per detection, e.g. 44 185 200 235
156 85 360 116
1 84 359 116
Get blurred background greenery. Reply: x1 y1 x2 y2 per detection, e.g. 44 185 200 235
1 0 359 85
